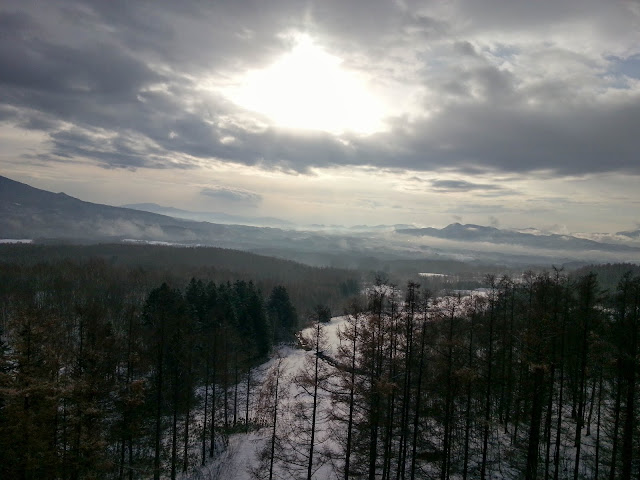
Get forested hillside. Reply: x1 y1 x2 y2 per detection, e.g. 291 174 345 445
1 252 639 479
321 271 640 479
0 244 361 314
239 269 640 480
0 246 359 479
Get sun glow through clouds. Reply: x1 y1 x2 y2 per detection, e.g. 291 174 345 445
227 34 385 134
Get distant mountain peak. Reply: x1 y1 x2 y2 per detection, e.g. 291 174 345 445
395 222 640 254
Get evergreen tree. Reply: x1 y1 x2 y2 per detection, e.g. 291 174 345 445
268 286 298 343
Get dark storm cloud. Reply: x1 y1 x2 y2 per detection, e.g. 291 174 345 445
0 11 163 96
1 0 639 176
401 101 640 175
52 0 310 73
48 128 194 170
0 105 19 122
19 114 60 132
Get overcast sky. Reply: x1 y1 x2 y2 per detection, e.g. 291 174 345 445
1 0 639 233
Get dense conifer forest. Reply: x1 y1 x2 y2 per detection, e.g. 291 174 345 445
0 245 357 479
0 245 639 479
316 269 640 480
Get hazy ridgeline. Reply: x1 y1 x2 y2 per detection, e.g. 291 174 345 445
0 243 639 479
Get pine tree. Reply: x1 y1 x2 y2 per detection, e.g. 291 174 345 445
143 283 186 480
268 286 298 343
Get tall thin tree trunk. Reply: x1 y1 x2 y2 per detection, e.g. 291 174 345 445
202 361 209 466
345 314 358 480
154 322 165 480
525 366 545 480
62 397 68 480
183 348 193 473
553 289 568 480
224 337 229 429
370 344 381 480
245 365 252 432
269 360 282 480
499 285 509 425
574 279 593 480
621 283 639 480
610 369 623 480
120 411 126 480
594 367 603 480
544 362 555 480
121 310 134 480
183 398 191 473
307 322 321 480
505 284 516 431
382 299 398 480
233 351 239 427
128 432 133 480
171 386 178 480
441 303 456 480
397 285 417 480
209 342 217 458
410 309 428 480
369 292 386 480
480 284 496 480
463 302 475 480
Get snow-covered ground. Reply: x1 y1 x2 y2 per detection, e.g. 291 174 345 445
182 306 608 480
188 316 350 480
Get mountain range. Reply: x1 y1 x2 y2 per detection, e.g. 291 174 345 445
1 175 639 267
396 223 640 253
121 202 294 228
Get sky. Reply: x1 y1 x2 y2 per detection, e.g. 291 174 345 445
1 0 639 234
